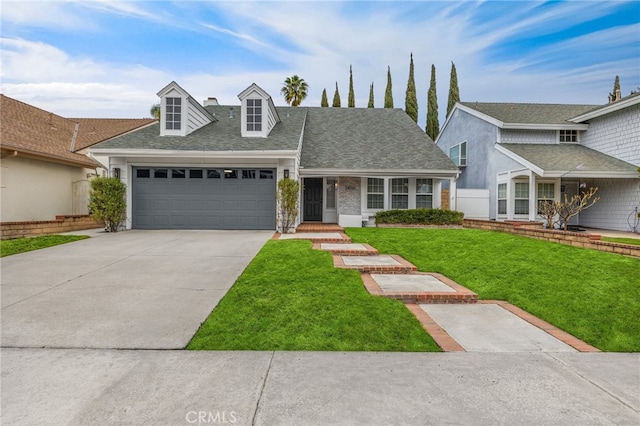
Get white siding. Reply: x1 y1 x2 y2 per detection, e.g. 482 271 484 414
500 129 557 144
186 97 212 135
580 104 640 166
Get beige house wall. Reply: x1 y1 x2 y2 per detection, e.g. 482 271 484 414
0 156 91 222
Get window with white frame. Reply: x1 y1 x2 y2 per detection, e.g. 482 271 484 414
559 129 578 143
514 182 529 215
537 182 555 214
367 178 384 209
497 183 507 215
165 97 182 130
391 178 409 209
449 141 467 166
416 179 433 208
246 99 262 131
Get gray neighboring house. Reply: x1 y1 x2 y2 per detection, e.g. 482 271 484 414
436 93 640 232
90 81 458 231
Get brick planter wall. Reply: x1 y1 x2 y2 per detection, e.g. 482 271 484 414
463 219 640 258
1 215 103 240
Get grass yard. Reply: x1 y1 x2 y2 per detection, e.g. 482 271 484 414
188 240 440 351
346 227 640 352
0 235 89 257
601 237 640 246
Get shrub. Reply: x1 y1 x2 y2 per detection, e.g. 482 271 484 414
89 177 126 232
375 208 464 225
277 178 300 233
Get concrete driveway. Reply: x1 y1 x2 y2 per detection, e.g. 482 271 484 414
0 230 273 349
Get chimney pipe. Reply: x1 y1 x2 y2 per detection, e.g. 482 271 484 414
203 97 219 106
615 89 621 102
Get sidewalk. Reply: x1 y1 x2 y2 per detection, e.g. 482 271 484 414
2 349 637 425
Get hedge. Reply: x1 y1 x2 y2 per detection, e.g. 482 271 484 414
375 209 464 225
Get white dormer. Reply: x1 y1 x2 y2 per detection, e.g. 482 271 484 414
157 81 215 136
238 83 280 138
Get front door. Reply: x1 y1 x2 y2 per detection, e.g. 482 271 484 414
303 178 323 221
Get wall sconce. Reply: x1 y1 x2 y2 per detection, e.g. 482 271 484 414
284 169 290 178
113 168 120 179
334 181 339 190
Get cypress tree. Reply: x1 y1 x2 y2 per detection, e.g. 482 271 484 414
426 64 440 141
332 82 341 107
321 88 328 107
446 61 460 117
609 75 621 102
348 65 355 108
368 82 374 108
384 66 393 108
404 53 418 123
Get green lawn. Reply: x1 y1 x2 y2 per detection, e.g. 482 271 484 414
0 235 89 257
601 237 640 246
188 240 440 351
346 227 640 352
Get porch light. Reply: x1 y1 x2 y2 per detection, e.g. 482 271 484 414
284 169 289 178
223 169 233 174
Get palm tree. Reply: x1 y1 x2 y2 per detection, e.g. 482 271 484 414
150 103 160 119
281 75 309 107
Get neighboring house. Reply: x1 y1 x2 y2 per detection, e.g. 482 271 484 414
436 93 639 232
89 81 459 231
0 95 155 222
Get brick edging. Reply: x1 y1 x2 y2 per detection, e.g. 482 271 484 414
405 303 465 352
478 300 600 352
1 215 102 240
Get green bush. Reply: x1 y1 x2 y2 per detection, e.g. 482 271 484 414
375 208 464 225
277 178 300 233
89 177 126 232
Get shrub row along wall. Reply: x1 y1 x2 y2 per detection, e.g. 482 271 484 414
463 219 640 258
0 215 102 240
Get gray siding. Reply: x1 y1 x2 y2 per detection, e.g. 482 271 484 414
578 178 640 232
580 104 640 166
437 109 498 189
500 129 557 144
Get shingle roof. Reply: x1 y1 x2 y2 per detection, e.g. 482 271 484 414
461 102 598 125
71 118 156 150
0 95 154 168
301 108 458 171
499 143 638 174
92 105 306 151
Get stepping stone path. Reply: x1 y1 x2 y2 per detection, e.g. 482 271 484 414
273 226 599 353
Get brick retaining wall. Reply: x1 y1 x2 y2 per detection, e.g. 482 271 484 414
1 215 102 240
463 219 640 258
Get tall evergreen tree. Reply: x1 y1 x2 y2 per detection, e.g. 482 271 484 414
332 82 341 107
321 88 328 107
348 65 355 108
368 82 375 108
426 64 440 141
609 75 621 102
404 53 418 123
446 61 460 117
384 66 394 108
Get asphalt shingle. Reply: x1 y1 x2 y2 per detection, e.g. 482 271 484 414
461 102 598 125
499 143 637 173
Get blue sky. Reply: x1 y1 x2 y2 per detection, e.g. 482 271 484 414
1 0 639 128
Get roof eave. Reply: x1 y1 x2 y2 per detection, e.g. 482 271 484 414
569 95 640 122
1 146 99 169
89 148 299 159
298 168 460 178
502 123 589 130
543 170 639 179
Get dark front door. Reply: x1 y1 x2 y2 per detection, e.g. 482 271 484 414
303 178 323 221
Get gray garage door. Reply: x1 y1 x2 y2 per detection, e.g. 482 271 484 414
132 167 276 230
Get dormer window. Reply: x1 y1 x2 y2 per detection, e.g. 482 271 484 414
246 99 262 132
166 97 182 130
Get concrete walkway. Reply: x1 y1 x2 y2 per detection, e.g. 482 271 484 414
1 230 272 349
2 349 637 425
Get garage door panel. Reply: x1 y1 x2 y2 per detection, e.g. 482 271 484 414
133 167 276 230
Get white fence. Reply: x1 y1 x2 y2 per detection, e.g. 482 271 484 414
457 189 490 219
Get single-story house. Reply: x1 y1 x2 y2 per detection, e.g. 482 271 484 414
436 92 639 232
90 81 459 231
0 94 155 222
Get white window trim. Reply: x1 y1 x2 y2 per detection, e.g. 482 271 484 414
160 95 186 136
364 177 385 211
415 178 434 209
513 180 530 217
497 182 508 217
391 178 410 209
449 141 467 167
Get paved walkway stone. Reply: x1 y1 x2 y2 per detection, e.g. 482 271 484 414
371 273 456 292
